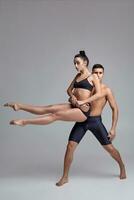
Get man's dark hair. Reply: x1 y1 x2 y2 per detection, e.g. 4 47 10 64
92 64 104 71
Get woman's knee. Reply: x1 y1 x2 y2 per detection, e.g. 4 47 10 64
45 104 55 111
54 111 63 120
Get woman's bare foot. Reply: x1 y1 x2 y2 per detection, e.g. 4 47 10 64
4 102 20 111
56 177 68 187
120 165 127 179
10 119 26 126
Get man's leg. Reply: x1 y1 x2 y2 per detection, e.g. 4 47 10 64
103 144 126 179
56 121 87 186
88 116 126 179
56 141 78 186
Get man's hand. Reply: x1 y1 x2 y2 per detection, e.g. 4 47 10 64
68 95 77 106
108 129 116 141
76 100 85 106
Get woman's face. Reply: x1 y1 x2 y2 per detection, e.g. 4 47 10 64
74 57 87 73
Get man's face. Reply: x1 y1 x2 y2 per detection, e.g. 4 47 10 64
92 68 104 81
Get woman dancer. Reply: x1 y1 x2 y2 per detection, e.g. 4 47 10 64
4 51 101 126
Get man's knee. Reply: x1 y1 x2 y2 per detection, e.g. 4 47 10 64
103 144 117 155
67 141 78 152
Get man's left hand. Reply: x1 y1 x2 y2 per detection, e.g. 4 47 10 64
108 129 116 141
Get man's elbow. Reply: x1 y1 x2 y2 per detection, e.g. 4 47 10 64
112 106 119 115
117 107 119 116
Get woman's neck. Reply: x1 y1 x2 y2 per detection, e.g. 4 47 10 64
80 68 91 76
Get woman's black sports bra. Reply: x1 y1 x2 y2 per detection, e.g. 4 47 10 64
73 75 93 91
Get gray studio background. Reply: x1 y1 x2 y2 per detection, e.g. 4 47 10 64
0 0 134 199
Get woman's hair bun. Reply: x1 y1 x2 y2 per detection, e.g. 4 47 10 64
79 50 86 56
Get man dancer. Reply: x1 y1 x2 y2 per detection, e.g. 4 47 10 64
56 64 126 186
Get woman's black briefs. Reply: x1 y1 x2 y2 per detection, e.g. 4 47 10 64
68 116 111 145
71 103 90 118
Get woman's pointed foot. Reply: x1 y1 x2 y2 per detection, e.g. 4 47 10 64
4 102 20 111
56 177 68 187
10 119 25 126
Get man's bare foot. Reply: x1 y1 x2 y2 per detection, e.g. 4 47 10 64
10 119 26 126
4 102 20 111
56 177 68 187
120 165 127 179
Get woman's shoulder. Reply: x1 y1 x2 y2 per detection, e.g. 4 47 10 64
75 73 81 79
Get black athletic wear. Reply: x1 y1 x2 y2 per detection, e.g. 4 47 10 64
72 75 93 117
71 103 91 117
68 115 112 145
74 75 93 91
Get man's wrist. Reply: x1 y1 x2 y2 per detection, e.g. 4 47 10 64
110 128 116 134
82 99 87 104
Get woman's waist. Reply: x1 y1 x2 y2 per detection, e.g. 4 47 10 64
73 93 90 101
73 88 91 98
71 102 90 111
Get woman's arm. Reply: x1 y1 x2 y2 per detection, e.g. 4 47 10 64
67 74 79 98
78 74 101 105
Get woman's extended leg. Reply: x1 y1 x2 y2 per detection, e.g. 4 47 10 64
4 102 71 115
10 108 87 126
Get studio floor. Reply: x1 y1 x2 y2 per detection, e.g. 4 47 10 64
0 154 133 200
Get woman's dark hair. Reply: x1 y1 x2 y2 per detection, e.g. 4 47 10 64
92 64 104 71
74 50 89 66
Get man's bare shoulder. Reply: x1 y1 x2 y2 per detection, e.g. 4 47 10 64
101 84 113 96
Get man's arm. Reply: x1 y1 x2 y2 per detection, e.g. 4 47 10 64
106 88 119 141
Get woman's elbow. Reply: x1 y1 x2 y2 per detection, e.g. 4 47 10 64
66 89 69 95
67 89 72 96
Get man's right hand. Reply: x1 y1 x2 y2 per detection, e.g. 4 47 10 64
68 95 77 106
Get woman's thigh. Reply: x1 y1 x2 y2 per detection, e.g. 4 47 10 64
45 103 72 113
55 108 87 122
